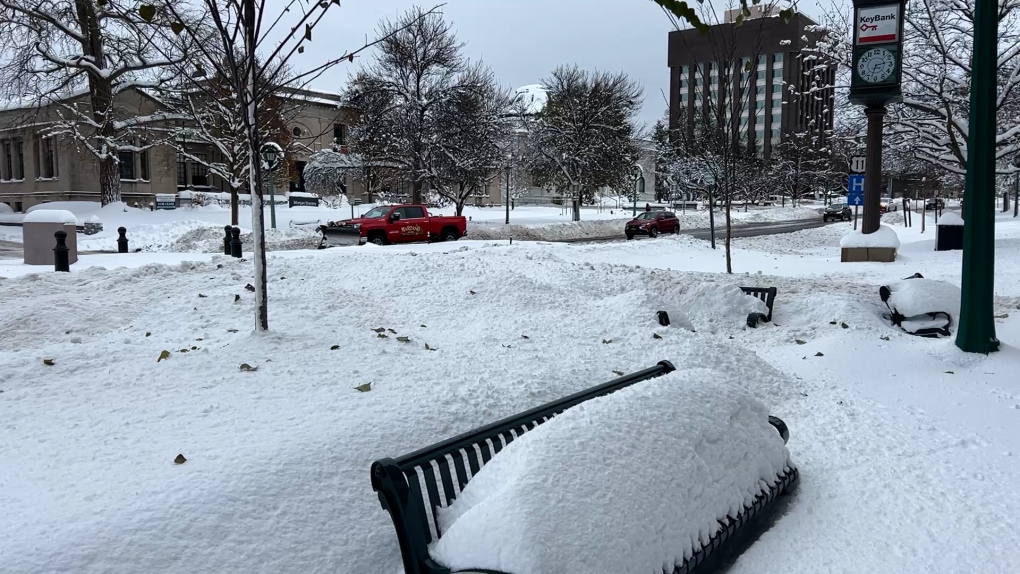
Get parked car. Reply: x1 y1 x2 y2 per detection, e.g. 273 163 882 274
925 197 945 210
880 197 899 213
823 202 852 222
625 210 681 239
319 204 467 247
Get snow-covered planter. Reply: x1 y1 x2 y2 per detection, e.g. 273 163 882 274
429 369 793 574
880 275 961 337
937 212 964 226
23 209 77 225
839 224 901 249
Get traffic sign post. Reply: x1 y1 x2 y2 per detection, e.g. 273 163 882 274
851 156 866 173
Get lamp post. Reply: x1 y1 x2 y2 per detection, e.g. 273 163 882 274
631 164 644 217
260 142 281 229
955 0 1000 353
505 153 512 225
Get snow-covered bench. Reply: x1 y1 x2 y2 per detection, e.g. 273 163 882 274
370 360 798 574
741 286 777 328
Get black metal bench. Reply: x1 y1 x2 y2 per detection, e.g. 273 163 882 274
370 360 799 574
741 286 777 328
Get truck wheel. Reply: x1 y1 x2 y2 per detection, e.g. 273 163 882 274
442 229 459 242
369 233 386 246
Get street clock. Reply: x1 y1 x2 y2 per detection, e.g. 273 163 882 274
849 0 906 105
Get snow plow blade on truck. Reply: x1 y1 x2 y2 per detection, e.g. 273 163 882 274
370 360 799 574
317 224 363 248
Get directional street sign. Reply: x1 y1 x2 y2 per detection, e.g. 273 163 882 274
847 174 865 205
851 156 866 173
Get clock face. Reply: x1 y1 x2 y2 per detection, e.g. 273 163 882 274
857 48 897 83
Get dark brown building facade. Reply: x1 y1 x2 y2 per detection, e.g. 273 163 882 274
667 12 836 159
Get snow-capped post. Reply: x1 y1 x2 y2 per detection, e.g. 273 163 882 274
118 227 129 254
956 0 1001 353
53 231 69 273
260 142 283 230
846 0 906 262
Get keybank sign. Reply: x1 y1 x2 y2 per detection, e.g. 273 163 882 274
856 4 900 44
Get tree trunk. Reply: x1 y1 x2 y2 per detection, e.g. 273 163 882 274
230 188 239 226
99 153 121 206
244 0 268 331
75 0 120 206
725 180 733 274
412 179 423 205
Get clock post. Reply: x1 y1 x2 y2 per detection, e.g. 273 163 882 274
848 0 906 240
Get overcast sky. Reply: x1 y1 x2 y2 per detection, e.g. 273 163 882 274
271 0 830 129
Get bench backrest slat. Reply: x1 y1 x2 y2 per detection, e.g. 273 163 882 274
372 360 678 574
420 465 443 541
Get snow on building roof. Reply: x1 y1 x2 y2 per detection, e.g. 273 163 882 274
512 84 548 115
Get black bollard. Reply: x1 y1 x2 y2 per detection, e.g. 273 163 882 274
223 225 232 255
230 226 242 258
54 230 70 272
117 227 129 253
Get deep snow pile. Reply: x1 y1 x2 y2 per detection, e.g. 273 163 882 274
430 370 791 574
3 235 1020 574
0 247 801 574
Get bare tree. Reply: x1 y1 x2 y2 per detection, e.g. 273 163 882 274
0 0 205 205
161 55 296 225
812 0 1020 176
523 65 643 221
344 7 470 205
433 63 514 215
143 0 440 331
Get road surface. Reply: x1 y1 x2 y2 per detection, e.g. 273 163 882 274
558 217 832 244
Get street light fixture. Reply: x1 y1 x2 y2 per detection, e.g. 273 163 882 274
260 142 282 229
505 152 512 225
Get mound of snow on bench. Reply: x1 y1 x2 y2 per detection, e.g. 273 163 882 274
429 369 791 574
884 277 962 324
23 209 77 225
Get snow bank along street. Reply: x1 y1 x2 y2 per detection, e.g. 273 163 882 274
2 210 1020 574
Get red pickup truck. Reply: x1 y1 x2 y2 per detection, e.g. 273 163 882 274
319 204 467 247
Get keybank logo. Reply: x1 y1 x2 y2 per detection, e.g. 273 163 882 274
860 14 896 23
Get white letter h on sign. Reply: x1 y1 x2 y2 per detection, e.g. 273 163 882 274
851 178 865 193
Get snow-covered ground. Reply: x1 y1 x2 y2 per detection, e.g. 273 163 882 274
0 200 822 250
2 209 1020 574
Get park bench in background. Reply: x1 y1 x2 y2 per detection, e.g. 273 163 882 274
741 286 777 328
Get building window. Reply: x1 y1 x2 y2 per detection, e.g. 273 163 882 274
292 126 302 137
773 84 783 93
1 141 11 180
36 136 57 179
119 149 135 180
177 153 187 186
333 123 347 145
14 140 24 179
139 146 150 181
191 153 209 186
774 53 784 64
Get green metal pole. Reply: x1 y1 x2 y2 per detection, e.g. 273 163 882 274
269 174 277 230
956 0 999 353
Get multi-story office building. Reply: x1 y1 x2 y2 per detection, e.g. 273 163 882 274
667 7 836 159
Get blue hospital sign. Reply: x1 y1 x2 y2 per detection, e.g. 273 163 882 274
849 175 865 193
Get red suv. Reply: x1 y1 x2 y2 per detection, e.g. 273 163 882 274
625 210 681 240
